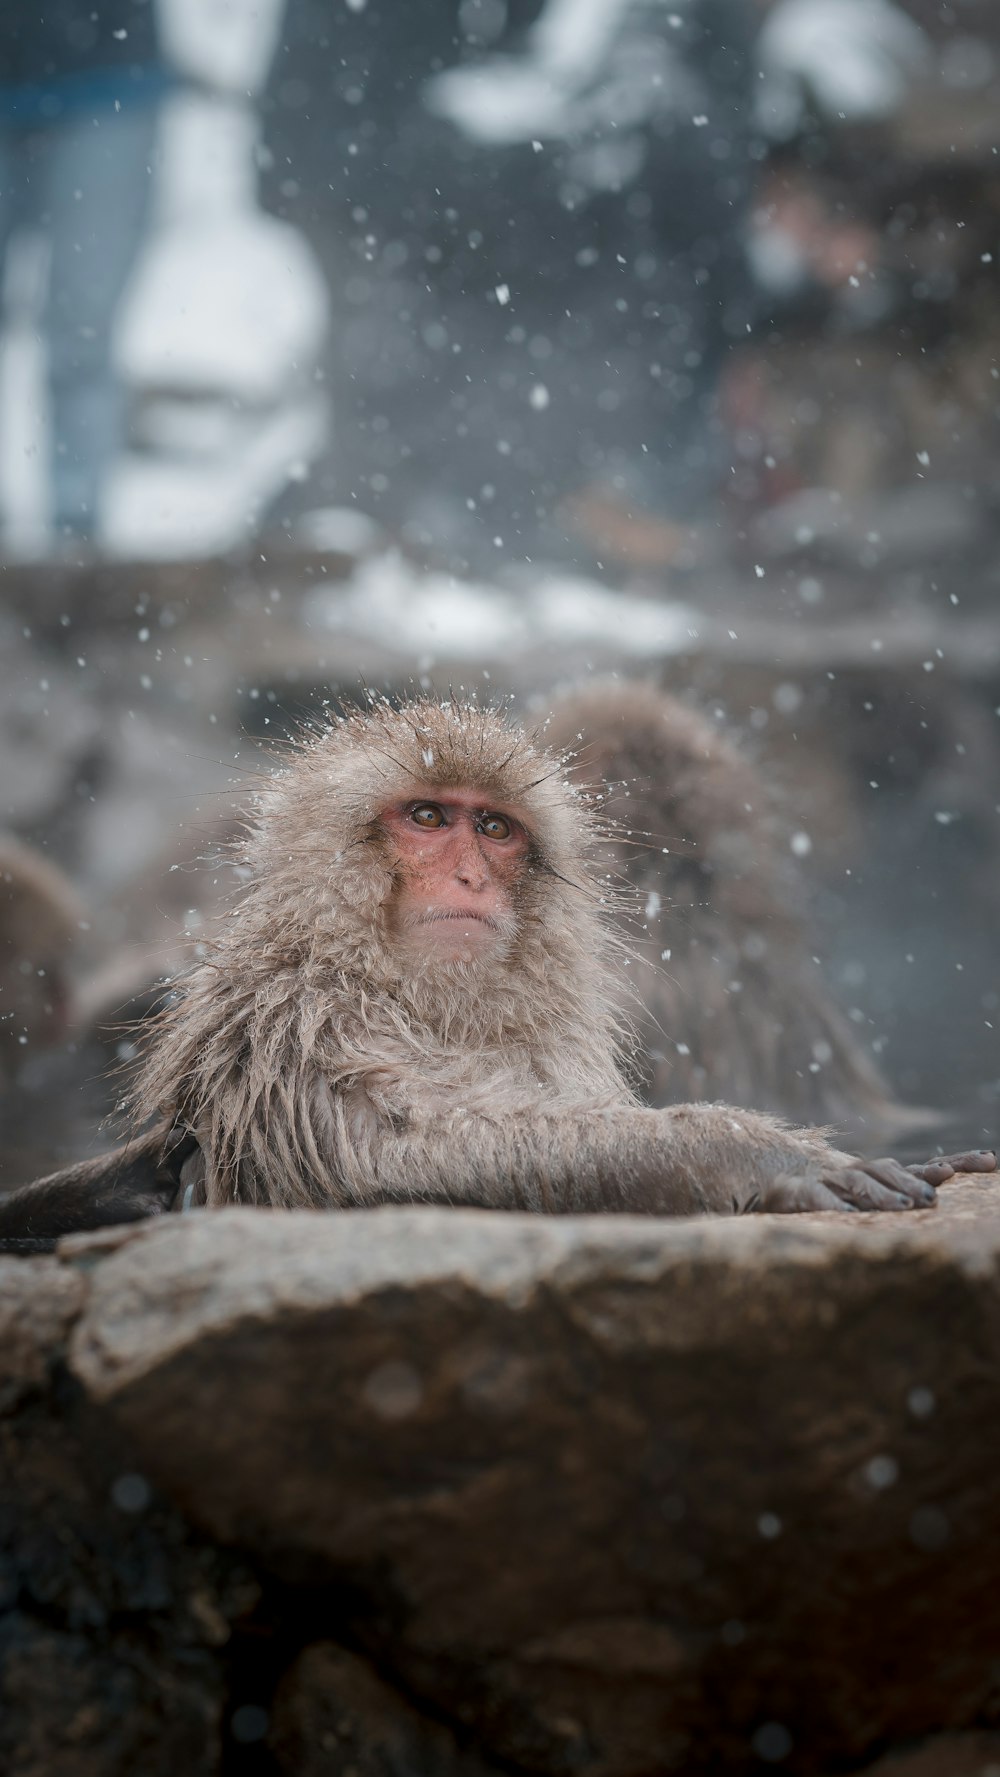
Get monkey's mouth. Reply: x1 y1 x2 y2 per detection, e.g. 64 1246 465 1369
419 910 504 934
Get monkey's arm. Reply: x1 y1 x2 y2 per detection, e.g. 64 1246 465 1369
0 1125 184 1254
329 1096 942 1217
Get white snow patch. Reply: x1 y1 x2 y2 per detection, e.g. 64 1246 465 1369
426 0 678 147
107 394 325 558
305 553 697 661
292 508 384 555
757 0 929 138
157 0 286 94
118 95 327 404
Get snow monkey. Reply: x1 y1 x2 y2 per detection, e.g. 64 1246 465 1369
544 682 895 1132
0 836 82 1082
0 694 991 1251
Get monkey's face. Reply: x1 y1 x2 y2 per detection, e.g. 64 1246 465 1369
380 788 530 966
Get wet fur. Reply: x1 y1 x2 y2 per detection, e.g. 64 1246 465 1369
545 683 900 1137
133 698 639 1208
0 1128 176 1253
3 693 915 1242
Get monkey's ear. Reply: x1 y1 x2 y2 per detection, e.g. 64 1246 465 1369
0 1124 183 1255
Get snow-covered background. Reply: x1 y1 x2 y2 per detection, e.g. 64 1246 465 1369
0 0 963 566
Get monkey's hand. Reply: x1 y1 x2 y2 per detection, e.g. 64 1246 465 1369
649 1108 954 1219
758 1146 999 1213
908 1149 997 1186
753 1154 938 1215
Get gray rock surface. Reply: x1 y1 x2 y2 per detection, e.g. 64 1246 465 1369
4 1184 1000 1773
0 1256 83 1412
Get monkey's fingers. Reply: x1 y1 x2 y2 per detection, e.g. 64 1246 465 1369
909 1149 996 1184
911 1158 955 1186
866 1156 938 1205
756 1173 861 1214
826 1158 936 1213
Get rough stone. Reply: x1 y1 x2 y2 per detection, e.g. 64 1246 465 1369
61 1177 1000 1775
0 1256 84 1413
853 1732 1000 1776
269 1642 501 1776
0 1253 252 1777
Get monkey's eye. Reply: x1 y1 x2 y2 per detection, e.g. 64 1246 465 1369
410 803 446 828
478 813 512 840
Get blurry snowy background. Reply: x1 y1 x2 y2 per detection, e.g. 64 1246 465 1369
2 0 997 568
0 0 327 556
1 0 999 1182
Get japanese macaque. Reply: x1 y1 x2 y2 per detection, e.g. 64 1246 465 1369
544 683 896 1133
0 695 991 1251
0 837 82 1080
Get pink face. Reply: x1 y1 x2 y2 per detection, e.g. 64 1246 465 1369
380 787 532 962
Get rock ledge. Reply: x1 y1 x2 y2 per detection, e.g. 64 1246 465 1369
3 1185 1000 1775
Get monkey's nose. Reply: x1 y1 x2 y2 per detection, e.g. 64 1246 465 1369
455 852 489 889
